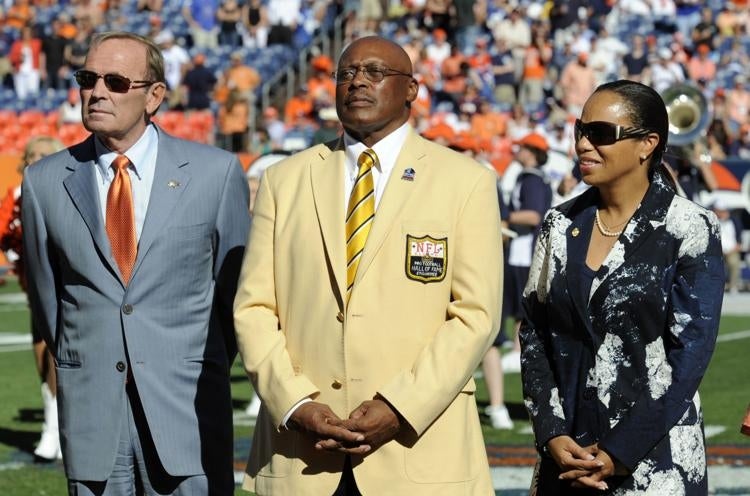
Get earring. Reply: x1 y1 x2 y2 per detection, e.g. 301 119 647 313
640 155 646 161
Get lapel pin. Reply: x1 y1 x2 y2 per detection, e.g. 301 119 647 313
571 227 580 237
167 180 180 188
401 168 416 181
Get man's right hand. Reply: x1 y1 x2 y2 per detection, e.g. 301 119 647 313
288 402 366 449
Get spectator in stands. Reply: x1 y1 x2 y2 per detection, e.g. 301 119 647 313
490 36 517 107
559 52 597 118
307 54 335 109
217 88 249 152
425 27 451 67
686 43 716 85
691 6 719 51
491 6 531 84
501 132 552 374
181 53 217 111
284 83 314 128
421 0 453 37
437 44 467 111
453 0 483 55
648 46 685 93
622 34 650 82
712 199 743 294
519 31 552 109
735 123 750 159
57 87 82 125
183 0 219 49
9 25 43 101
217 0 243 48
0 136 64 462
266 0 300 46
261 106 286 149
73 0 103 28
241 0 269 48
155 30 190 109
727 75 750 133
4 0 36 31
63 16 93 74
42 18 70 91
311 106 341 144
224 50 261 101
356 0 383 35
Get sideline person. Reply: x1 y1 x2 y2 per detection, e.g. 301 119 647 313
234 35 503 495
22 31 249 494
0 136 64 461
520 79 724 494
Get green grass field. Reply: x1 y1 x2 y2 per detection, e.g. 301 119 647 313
0 277 748 494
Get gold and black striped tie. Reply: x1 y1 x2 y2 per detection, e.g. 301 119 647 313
345 149 377 303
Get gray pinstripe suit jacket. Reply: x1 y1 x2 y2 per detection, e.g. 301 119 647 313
22 126 250 483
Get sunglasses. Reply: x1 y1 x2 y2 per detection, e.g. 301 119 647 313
332 65 413 84
74 70 157 93
574 119 651 146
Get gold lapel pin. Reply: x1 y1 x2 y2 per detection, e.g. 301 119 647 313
167 180 180 188
571 227 580 237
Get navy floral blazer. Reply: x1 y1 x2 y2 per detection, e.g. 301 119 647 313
520 173 724 495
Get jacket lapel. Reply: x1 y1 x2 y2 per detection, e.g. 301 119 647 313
62 137 118 276
310 139 347 307
130 130 191 280
355 130 424 285
591 173 675 298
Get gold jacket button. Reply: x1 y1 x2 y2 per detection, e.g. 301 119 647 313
336 311 344 323
331 380 343 390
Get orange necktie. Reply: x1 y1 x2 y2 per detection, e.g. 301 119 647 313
106 154 137 284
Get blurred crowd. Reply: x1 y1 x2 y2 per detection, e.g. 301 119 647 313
0 0 749 165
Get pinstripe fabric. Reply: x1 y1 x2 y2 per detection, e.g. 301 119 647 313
345 149 376 302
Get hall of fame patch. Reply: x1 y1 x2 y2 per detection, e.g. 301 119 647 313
405 234 447 283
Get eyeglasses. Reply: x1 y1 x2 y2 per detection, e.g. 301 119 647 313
74 70 156 93
574 119 651 146
332 65 413 84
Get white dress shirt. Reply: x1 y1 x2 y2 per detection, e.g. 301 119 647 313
94 124 159 240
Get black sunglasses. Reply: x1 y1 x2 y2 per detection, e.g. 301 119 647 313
574 119 651 146
74 70 157 93
332 65 413 84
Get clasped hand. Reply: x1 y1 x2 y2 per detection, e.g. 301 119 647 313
289 398 402 455
547 436 628 491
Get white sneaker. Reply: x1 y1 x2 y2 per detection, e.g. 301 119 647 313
501 350 521 373
485 405 514 430
245 394 261 418
34 383 61 461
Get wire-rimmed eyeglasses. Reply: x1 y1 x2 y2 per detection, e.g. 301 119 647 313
332 65 413 84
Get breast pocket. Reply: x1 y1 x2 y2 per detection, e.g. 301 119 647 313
401 222 450 284
162 223 213 289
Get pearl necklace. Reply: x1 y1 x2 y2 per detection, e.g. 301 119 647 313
594 209 624 237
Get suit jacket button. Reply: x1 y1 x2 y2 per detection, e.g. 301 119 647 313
122 304 133 315
331 380 343 390
116 361 126 372
336 312 344 323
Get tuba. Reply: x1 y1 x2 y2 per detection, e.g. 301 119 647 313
661 83 712 147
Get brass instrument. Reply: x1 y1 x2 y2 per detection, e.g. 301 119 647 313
661 83 712 148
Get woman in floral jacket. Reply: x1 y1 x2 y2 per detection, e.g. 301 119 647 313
520 80 724 494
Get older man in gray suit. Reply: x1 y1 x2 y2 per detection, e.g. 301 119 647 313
22 31 249 495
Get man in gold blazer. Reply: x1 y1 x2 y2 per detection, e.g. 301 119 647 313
234 36 503 495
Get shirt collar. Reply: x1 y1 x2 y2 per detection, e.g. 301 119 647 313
343 122 411 176
95 124 158 179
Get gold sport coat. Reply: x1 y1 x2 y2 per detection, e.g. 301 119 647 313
234 129 503 495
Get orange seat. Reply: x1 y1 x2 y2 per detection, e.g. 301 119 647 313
18 110 45 128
